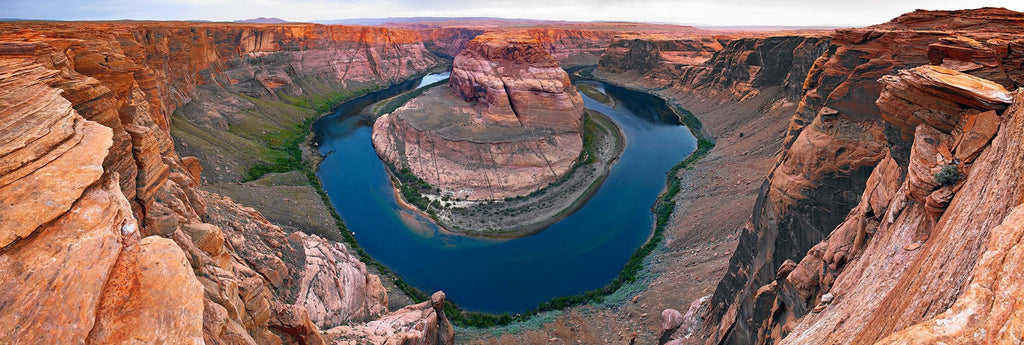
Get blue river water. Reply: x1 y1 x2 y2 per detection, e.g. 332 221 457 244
313 72 696 313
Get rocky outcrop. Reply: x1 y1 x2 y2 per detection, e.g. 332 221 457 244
678 8 1024 345
0 22 451 345
769 64 1015 345
326 291 455 345
448 32 584 130
0 59 200 344
373 32 585 200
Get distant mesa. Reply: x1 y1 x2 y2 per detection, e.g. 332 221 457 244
233 17 289 24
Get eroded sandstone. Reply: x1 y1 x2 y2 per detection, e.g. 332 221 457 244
373 32 585 200
0 21 452 345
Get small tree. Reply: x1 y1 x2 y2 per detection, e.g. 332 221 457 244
934 164 961 186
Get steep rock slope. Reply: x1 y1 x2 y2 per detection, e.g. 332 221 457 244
587 32 830 345
373 32 585 200
598 35 831 101
777 64 1017 345
598 37 727 78
0 22 451 345
687 8 1024 345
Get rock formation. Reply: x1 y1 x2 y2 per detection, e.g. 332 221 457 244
373 32 586 200
413 24 705 67
0 22 451 345
589 7 1024 345
416 27 488 58
0 21 442 183
326 291 455 345
598 7 1024 345
598 35 831 100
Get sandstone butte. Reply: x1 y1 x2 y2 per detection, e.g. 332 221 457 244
0 21 453 345
373 32 587 200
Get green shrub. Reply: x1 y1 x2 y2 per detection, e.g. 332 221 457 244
935 164 961 186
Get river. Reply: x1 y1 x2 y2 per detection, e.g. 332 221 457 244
313 72 696 314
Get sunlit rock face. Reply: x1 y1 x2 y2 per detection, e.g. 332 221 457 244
639 7 1024 345
373 32 586 200
0 22 451 345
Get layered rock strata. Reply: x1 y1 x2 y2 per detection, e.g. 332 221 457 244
414 24 704 67
589 7 1024 345
0 22 451 345
653 7 1024 345
0 21 442 183
598 35 831 101
373 32 585 200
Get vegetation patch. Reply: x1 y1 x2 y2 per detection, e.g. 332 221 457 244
578 111 604 165
385 162 439 213
935 163 961 186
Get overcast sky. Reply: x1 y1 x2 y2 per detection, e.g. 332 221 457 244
3 0 1023 27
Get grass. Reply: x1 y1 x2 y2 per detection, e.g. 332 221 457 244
671 104 703 132
579 110 605 165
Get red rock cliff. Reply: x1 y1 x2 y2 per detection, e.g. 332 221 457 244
0 22 451 345
682 8 1024 345
590 7 1024 345
0 22 442 183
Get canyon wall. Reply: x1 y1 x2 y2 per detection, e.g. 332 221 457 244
0 22 443 183
598 35 830 101
373 32 585 200
417 27 488 58
593 7 1024 345
696 8 1024 345
415 25 687 68
0 22 451 344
